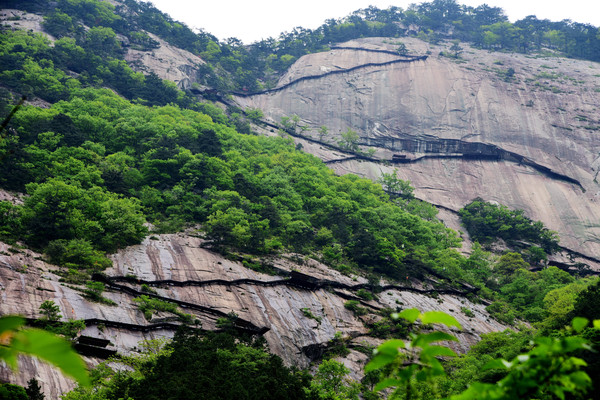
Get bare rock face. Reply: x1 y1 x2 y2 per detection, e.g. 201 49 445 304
236 37 600 263
123 32 206 90
1 235 507 395
0 10 52 40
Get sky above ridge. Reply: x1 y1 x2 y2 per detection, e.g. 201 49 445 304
148 0 600 44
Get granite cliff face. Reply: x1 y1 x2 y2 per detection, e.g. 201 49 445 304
0 236 506 396
235 37 600 265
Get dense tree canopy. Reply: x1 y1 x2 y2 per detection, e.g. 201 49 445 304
10 0 599 93
458 198 560 254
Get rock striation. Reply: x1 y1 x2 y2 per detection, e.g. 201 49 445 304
0 234 507 395
235 37 600 264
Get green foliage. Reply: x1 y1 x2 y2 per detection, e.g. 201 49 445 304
378 170 414 199
366 309 460 397
367 308 411 339
39 300 62 322
449 320 593 399
280 114 301 134
133 295 192 323
48 319 86 340
26 378 45 400
84 281 115 305
460 242 492 283
94 329 310 400
570 277 600 322
0 383 28 400
317 125 329 142
306 359 360 400
0 316 89 386
344 300 368 316
301 308 322 325
460 307 474 318
3 3 599 398
494 252 528 276
542 278 593 330
1 67 461 283
368 310 596 400
0 201 21 241
45 239 112 273
323 332 351 360
449 40 463 58
140 283 157 294
245 107 264 122
338 128 360 152
21 179 147 251
37 301 86 339
459 198 559 253
84 26 121 57
356 288 374 301
485 301 516 325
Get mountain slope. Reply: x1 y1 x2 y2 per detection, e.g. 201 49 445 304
0 234 507 395
1 1 599 397
236 37 600 265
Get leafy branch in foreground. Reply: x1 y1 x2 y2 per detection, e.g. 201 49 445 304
366 308 461 397
366 309 596 400
0 316 89 386
449 317 595 400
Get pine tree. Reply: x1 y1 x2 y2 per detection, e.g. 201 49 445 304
26 378 44 400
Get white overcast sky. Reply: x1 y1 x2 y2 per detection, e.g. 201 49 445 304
148 0 600 44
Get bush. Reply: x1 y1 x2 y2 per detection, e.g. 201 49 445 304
345 300 368 316
486 301 516 325
323 332 350 359
461 307 475 318
0 383 28 400
21 179 147 252
133 295 191 322
459 198 559 253
45 239 112 272
0 200 21 241
356 288 374 301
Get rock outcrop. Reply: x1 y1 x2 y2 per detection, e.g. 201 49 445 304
123 31 206 90
235 37 600 264
0 234 507 396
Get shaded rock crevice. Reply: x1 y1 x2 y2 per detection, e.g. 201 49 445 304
324 136 583 189
91 273 270 335
100 270 477 298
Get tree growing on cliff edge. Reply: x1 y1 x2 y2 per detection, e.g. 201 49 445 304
338 128 360 152
318 125 329 142
450 40 463 58
378 169 414 199
39 300 61 322
306 359 360 400
26 378 45 400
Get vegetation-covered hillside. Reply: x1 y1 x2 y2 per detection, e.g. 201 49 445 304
1 0 599 399
6 0 600 92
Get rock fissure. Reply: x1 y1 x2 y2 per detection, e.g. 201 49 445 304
233 54 428 97
91 273 270 335
98 270 477 298
330 46 419 57
362 136 583 189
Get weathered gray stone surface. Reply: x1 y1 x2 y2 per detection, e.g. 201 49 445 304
236 37 600 262
1 235 507 395
123 32 206 90
0 10 51 40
